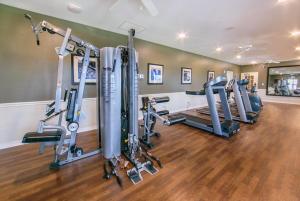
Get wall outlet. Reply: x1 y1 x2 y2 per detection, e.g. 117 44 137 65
138 74 144 79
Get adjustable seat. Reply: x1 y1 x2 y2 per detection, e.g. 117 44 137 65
22 131 62 143
156 110 169 116
186 90 205 95
167 115 186 125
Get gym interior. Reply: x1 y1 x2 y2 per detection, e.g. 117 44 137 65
0 1 300 201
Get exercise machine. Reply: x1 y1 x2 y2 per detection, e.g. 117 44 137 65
22 14 101 169
275 79 291 96
231 79 259 123
198 78 261 123
182 76 240 137
140 96 186 148
100 29 164 186
237 79 262 113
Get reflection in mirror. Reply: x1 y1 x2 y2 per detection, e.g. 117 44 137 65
267 66 300 97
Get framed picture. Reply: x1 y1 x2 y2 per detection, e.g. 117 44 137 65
71 55 99 85
147 63 164 84
181 67 192 84
207 71 215 81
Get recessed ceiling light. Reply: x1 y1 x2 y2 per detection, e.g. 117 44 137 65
236 55 242 59
177 32 188 39
290 31 300 37
295 46 300 51
216 47 223 52
251 61 257 64
277 0 291 5
67 3 82 13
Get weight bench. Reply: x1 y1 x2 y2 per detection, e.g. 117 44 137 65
22 131 62 143
140 96 186 148
166 115 186 125
156 110 169 116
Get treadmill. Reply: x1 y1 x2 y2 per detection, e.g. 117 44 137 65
197 79 259 124
232 79 259 123
180 76 240 138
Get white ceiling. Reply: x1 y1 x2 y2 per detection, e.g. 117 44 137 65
1 0 300 65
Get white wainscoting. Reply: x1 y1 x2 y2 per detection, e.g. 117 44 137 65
0 92 209 149
257 89 300 105
1 90 298 149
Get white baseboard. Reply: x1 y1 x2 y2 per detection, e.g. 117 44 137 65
0 140 22 150
257 89 300 105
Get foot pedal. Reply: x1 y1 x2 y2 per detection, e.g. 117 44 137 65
144 163 158 175
127 169 142 185
49 162 60 170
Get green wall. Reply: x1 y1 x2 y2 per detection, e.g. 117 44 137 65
0 4 240 103
241 60 300 89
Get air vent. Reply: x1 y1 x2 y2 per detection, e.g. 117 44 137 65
225 26 235 31
119 21 145 33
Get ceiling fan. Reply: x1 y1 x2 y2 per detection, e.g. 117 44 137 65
109 0 159 16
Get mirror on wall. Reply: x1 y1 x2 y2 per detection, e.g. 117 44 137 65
267 66 300 97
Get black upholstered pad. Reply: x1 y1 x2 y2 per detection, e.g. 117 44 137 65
157 110 170 116
22 131 62 143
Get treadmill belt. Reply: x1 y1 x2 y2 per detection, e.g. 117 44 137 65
179 111 212 126
197 105 241 120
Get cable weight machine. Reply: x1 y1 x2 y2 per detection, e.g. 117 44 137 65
22 14 165 186
101 29 163 186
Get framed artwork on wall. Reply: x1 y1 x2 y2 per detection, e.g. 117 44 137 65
147 63 164 84
181 67 192 84
71 55 99 85
207 71 215 81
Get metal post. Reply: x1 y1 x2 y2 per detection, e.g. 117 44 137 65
68 47 90 155
54 28 72 113
240 83 253 112
128 29 139 158
218 87 232 121
206 85 222 135
73 47 91 122
232 80 248 122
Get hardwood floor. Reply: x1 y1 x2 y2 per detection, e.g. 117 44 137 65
1 103 300 201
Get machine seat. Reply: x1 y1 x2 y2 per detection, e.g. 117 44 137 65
22 131 62 143
167 115 186 125
157 110 170 116
186 90 205 95
153 96 170 103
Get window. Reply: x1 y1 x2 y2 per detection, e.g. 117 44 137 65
287 78 298 90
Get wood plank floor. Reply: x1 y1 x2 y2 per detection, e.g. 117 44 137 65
1 103 300 201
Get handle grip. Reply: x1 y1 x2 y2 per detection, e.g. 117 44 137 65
63 89 68 102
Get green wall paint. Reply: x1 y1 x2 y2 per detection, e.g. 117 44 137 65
241 60 300 89
0 4 240 103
